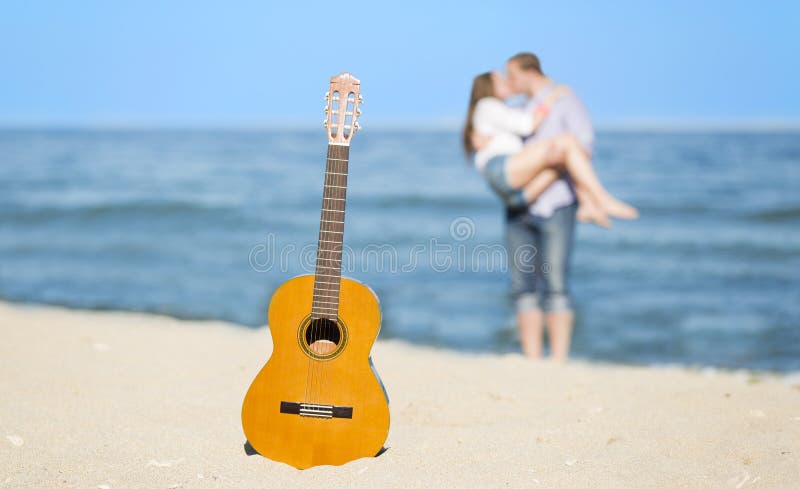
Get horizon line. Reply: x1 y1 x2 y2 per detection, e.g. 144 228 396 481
2 117 800 132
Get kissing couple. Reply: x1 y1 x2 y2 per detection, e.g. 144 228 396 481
463 52 638 360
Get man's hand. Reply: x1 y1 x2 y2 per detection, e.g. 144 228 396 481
471 131 492 151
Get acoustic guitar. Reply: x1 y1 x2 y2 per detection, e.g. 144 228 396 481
241 72 390 469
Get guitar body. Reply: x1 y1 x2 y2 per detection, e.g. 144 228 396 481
241 274 390 469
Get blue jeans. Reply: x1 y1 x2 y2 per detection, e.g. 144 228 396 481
505 202 577 313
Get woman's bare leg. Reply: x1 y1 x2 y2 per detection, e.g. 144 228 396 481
506 135 638 220
504 138 557 189
521 168 559 203
521 170 612 228
573 185 611 228
552 135 637 219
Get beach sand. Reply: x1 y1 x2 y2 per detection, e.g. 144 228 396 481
1 301 798 488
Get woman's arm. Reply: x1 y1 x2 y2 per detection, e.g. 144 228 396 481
474 98 538 136
476 88 571 138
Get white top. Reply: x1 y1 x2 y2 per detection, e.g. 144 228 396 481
472 97 533 171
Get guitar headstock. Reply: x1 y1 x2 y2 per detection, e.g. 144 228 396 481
324 72 363 146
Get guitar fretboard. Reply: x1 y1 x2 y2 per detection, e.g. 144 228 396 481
311 144 349 320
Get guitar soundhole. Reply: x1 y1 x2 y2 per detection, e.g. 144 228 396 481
298 316 348 360
306 318 340 352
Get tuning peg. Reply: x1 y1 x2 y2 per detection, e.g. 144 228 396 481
324 105 329 114
357 94 364 104
353 122 361 132
323 119 328 129
356 108 362 117
324 91 330 101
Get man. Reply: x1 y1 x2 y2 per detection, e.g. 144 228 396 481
504 52 594 361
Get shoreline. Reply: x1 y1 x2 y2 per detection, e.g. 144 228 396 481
2 299 797 376
1 300 798 488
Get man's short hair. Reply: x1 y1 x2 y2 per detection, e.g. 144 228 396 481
508 52 543 75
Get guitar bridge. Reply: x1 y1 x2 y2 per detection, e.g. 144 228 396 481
280 401 353 419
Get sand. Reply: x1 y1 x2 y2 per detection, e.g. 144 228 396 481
1 301 798 488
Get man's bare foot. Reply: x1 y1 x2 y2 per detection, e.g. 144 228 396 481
577 204 612 228
601 196 639 220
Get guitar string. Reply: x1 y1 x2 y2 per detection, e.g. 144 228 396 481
306 147 333 405
320 155 346 409
315 103 340 408
300 91 355 419
311 149 334 406
320 96 352 407
311 148 329 404
313 149 343 407
307 104 350 411
323 96 354 407
314 154 333 406
318 155 345 407
315 157 331 408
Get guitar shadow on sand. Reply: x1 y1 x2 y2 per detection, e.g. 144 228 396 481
244 440 388 459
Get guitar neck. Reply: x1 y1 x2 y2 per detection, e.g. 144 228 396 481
311 144 349 320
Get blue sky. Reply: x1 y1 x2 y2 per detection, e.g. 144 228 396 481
1 0 798 126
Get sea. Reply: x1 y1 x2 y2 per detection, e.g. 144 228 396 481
1 128 798 371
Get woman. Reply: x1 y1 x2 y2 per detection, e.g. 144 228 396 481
463 71 638 227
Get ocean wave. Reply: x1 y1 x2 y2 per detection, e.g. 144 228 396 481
358 194 492 211
2 200 246 224
746 207 800 222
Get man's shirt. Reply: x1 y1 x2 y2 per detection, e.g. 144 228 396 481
524 85 594 217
